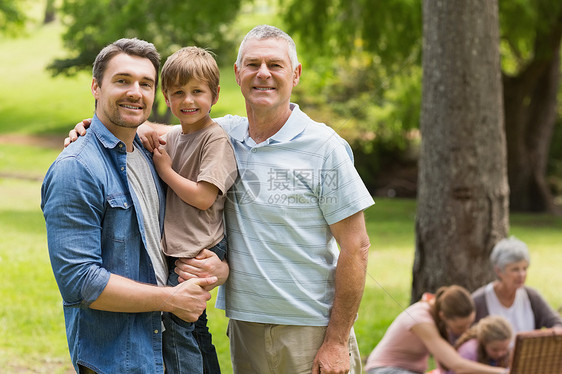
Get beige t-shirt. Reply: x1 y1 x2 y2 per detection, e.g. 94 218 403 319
161 123 237 258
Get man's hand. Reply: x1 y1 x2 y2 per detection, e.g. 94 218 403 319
138 123 165 152
175 250 229 290
312 341 350 374
164 276 217 322
64 118 92 147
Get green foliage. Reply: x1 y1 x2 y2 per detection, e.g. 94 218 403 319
499 0 562 74
293 52 421 191
0 0 27 35
282 0 422 65
49 0 244 77
281 0 425 192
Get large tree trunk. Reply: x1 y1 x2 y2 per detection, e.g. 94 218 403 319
504 24 562 213
413 0 509 303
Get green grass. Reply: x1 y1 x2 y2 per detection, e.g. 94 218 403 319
0 175 71 373
0 21 93 135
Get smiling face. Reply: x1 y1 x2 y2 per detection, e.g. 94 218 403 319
92 53 156 133
163 78 218 133
234 37 301 114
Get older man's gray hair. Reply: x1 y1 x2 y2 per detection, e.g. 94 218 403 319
235 24 300 71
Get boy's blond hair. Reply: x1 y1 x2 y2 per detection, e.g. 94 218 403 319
161 46 220 101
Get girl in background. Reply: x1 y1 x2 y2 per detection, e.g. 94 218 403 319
445 315 512 373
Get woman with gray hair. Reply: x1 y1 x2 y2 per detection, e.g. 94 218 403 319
472 236 562 334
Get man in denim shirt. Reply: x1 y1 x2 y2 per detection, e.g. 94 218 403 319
41 38 218 374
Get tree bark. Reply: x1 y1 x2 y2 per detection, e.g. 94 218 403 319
413 0 509 302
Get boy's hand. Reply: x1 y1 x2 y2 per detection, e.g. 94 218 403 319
64 118 92 147
153 146 172 176
138 123 165 152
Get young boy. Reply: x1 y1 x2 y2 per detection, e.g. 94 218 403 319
155 47 237 374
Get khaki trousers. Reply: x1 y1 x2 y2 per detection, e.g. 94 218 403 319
228 319 362 374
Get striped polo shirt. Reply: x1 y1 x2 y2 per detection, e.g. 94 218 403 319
215 104 374 326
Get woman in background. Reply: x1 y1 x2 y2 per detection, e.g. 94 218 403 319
472 236 562 333
365 285 508 374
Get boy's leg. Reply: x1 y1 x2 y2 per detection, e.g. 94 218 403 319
194 309 221 374
192 237 227 374
162 270 204 374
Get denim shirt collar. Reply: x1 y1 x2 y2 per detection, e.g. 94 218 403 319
90 115 130 152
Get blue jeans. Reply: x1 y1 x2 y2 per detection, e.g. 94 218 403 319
163 237 227 374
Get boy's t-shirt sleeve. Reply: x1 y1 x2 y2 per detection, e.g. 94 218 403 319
197 130 237 195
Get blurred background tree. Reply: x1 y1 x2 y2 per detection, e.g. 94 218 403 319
0 0 27 34
500 0 562 212
282 0 423 198
280 0 562 213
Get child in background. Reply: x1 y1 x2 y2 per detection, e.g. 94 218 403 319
448 315 512 372
156 46 237 374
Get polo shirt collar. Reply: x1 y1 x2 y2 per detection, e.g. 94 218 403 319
230 103 307 145
228 119 249 142
268 103 307 143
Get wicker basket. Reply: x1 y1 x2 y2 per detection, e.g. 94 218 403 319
510 328 562 374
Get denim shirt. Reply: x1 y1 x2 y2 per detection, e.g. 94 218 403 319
41 116 166 374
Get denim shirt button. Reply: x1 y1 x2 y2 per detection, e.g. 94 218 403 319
124 202 128 208
154 329 159 334
120 166 125 171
